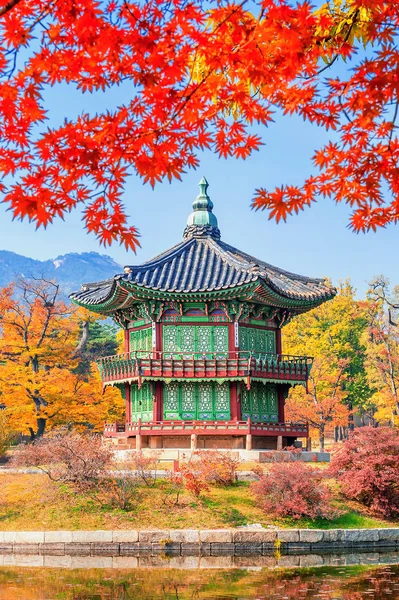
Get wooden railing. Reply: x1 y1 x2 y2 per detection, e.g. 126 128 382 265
98 351 313 384
104 419 309 438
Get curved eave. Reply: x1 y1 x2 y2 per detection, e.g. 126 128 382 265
70 276 335 314
251 280 336 310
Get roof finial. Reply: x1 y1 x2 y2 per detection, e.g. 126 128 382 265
183 177 221 241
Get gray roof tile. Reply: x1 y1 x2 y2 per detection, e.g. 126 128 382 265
70 235 335 307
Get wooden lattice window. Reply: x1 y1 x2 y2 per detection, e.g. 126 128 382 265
162 325 228 357
129 327 152 353
163 381 230 420
238 327 276 355
241 383 278 422
130 382 154 422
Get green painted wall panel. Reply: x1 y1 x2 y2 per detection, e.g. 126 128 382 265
130 328 152 353
163 325 228 357
239 327 276 355
241 383 278 422
163 381 230 420
131 382 154 422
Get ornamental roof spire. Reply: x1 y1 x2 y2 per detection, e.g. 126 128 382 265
183 177 221 240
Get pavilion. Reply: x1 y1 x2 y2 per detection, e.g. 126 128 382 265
70 178 335 451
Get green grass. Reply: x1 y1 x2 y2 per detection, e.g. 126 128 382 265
0 473 397 531
281 510 393 530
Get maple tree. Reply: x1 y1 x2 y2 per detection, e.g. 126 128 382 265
0 0 398 248
283 282 370 450
0 278 123 438
251 460 337 520
329 426 399 517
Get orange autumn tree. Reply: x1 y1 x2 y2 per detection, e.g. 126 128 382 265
0 278 123 438
0 0 398 248
283 282 370 451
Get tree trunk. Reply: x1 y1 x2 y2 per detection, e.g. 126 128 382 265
319 426 325 452
347 400 354 431
28 418 46 440
73 319 90 356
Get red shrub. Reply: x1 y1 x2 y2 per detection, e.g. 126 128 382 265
12 431 112 490
251 461 336 520
329 426 399 518
179 463 210 497
192 450 240 485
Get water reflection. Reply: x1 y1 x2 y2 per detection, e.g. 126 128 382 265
0 563 399 599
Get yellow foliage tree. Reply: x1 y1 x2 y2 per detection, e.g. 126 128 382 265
363 276 399 426
0 278 124 438
283 281 370 450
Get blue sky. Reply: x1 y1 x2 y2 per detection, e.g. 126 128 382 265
0 76 397 298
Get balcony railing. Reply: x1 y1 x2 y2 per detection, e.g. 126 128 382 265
98 351 313 385
104 418 309 438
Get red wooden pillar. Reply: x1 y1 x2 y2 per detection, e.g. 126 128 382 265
230 382 241 420
153 382 163 421
278 385 288 423
125 383 132 423
152 323 163 420
228 322 240 420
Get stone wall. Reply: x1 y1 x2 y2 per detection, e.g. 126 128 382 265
0 528 398 558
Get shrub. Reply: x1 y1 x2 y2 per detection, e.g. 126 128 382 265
179 462 210 498
162 471 184 506
176 450 240 498
251 461 337 520
126 450 161 486
192 450 240 485
329 426 399 518
98 475 141 510
12 431 113 490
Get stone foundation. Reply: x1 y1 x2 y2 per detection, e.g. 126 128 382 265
1 528 398 559
111 435 293 451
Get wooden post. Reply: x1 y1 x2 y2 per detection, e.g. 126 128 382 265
153 381 163 421
136 418 142 451
306 436 312 451
277 435 283 451
191 433 197 450
245 434 252 451
230 382 239 420
278 386 286 423
125 383 131 423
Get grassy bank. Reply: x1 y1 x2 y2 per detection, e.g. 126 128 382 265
0 473 395 531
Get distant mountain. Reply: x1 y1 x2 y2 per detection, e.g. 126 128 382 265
0 250 122 298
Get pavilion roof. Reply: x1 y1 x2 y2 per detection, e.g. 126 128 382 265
70 178 336 312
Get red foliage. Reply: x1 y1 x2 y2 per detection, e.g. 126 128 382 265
251 461 337 520
329 426 399 518
12 431 113 489
0 1 399 247
177 450 239 497
192 450 240 485
179 463 210 498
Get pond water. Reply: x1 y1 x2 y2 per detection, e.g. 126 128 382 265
1 561 399 599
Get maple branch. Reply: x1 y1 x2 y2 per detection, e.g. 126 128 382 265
388 100 399 150
144 0 249 136
0 0 22 17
